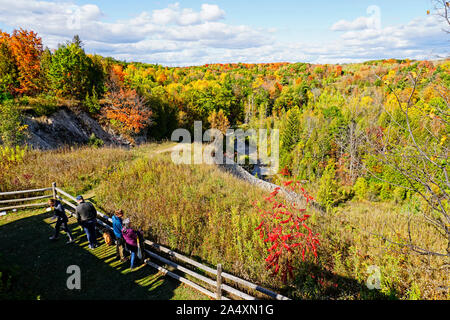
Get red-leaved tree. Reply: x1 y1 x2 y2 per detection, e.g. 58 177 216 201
254 181 320 283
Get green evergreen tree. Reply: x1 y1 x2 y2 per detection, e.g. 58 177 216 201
39 47 52 92
281 105 301 152
48 36 104 100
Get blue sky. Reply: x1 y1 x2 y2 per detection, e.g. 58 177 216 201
65 0 430 42
0 0 448 66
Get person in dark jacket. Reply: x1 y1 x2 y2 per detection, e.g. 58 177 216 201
112 209 127 261
75 195 98 249
48 198 74 244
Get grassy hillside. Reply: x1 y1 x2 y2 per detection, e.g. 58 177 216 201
1 143 448 299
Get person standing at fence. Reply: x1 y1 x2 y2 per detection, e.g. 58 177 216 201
112 209 127 262
122 218 142 270
48 198 74 244
75 195 98 249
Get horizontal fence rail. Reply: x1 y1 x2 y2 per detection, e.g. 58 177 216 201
1 183 290 301
0 187 52 197
0 187 54 213
0 194 53 204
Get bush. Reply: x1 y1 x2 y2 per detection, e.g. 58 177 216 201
317 160 339 210
84 89 101 114
88 133 104 148
0 100 28 146
353 177 369 200
28 94 59 116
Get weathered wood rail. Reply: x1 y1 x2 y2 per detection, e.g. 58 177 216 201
0 187 53 214
0 183 290 301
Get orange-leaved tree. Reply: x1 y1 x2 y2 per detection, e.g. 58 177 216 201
104 88 152 137
8 29 43 95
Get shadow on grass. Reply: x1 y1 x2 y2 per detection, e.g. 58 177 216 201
0 211 194 300
285 261 395 300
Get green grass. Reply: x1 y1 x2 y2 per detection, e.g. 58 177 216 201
0 209 208 300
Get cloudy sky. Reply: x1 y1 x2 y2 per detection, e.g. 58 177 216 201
0 0 448 66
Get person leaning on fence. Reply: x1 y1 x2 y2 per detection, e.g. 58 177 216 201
121 218 144 270
75 195 98 249
48 198 74 244
112 209 127 262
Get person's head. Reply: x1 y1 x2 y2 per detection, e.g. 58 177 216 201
48 198 56 208
76 195 84 203
115 209 124 218
123 218 131 229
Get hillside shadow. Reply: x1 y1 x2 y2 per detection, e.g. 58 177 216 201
285 261 395 300
0 212 184 300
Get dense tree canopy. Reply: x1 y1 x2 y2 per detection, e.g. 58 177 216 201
48 36 104 100
0 29 448 213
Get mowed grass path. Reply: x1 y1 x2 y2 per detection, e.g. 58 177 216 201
0 209 208 300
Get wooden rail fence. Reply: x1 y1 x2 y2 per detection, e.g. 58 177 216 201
0 183 290 301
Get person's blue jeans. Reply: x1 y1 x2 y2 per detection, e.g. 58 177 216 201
130 251 136 269
82 219 97 247
126 244 138 269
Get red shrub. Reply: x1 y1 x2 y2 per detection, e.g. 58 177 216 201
254 181 319 283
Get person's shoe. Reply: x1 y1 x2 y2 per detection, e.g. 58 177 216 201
66 239 75 244
49 236 58 241
88 245 95 250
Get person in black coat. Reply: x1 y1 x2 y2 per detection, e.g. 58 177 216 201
75 195 98 249
48 198 74 244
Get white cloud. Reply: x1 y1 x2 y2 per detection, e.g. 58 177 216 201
0 0 447 66
200 4 225 21
331 16 372 31
331 5 381 31
151 2 224 26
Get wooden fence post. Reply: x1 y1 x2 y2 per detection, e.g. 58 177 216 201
216 263 222 300
52 182 57 199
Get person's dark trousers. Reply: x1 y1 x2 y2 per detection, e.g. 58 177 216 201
82 219 98 247
54 220 73 241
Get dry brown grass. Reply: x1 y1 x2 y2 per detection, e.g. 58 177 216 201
311 201 449 299
0 146 132 195
2 143 448 299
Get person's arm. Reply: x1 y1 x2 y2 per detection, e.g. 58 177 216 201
55 203 65 217
89 203 97 220
75 206 81 224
